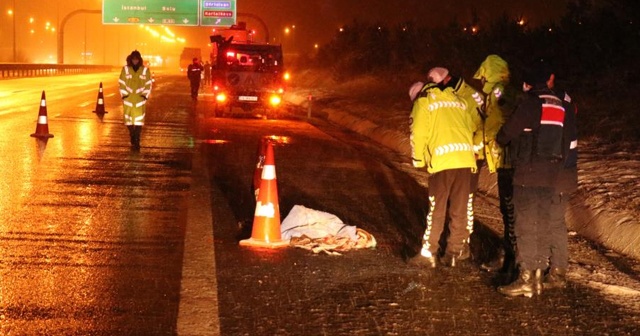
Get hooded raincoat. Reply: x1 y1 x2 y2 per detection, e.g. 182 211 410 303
473 55 516 172
119 51 152 126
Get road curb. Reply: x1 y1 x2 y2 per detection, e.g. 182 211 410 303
177 146 221 336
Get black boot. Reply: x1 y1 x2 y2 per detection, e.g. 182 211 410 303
408 254 437 268
498 269 541 298
133 126 142 150
543 268 567 289
408 250 437 269
481 250 505 272
127 126 135 146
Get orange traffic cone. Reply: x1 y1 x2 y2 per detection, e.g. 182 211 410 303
252 137 269 200
30 91 54 139
240 140 289 248
92 82 108 115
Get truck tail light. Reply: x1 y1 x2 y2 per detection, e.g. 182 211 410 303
269 94 281 106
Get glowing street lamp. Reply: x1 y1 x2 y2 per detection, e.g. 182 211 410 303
283 25 296 51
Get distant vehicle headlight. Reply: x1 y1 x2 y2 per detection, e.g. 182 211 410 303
216 93 227 102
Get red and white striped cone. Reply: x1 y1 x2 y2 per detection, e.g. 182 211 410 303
240 140 289 248
92 82 108 115
30 91 54 139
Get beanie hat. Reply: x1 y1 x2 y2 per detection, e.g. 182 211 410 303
409 81 425 101
523 59 553 86
427 67 449 84
130 50 142 60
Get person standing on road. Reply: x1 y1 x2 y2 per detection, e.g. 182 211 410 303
543 66 579 291
472 55 519 276
203 60 212 86
495 60 568 298
187 57 204 101
118 50 152 151
439 70 486 199
408 67 478 268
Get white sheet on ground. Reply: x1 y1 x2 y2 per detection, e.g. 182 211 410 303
281 205 358 241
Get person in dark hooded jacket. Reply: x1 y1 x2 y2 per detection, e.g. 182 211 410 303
495 59 575 298
118 50 152 150
542 72 578 291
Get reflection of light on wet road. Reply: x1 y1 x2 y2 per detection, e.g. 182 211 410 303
265 135 292 145
76 121 97 152
200 139 230 144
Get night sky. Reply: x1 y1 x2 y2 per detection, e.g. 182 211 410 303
240 0 568 43
0 0 568 64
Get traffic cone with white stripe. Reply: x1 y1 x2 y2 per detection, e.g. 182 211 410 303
30 91 54 139
240 140 289 248
92 82 108 116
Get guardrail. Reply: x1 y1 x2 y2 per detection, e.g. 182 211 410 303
0 64 118 79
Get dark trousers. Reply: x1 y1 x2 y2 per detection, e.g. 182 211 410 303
513 185 555 270
127 125 142 148
546 192 569 268
422 168 473 256
190 80 201 98
498 168 516 261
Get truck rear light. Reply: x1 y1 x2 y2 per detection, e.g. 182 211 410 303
283 72 291 81
216 93 227 102
269 95 282 106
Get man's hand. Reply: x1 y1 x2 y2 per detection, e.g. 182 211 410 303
412 158 425 168
489 140 502 158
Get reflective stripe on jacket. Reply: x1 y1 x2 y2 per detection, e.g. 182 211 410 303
119 65 152 126
410 84 477 174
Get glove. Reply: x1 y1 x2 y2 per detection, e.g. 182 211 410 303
490 141 502 158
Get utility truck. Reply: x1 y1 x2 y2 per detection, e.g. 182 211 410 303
209 23 287 118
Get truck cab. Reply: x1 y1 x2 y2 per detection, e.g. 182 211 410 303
210 27 286 118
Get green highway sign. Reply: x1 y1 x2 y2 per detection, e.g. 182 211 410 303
200 1 237 27
102 1 237 27
103 0 199 26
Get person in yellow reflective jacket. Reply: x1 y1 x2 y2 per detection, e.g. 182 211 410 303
438 69 486 193
473 55 518 275
408 67 478 268
119 50 152 151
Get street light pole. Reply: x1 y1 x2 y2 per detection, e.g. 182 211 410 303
12 0 16 62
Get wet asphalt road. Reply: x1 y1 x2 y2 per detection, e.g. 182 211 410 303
1 73 640 335
0 73 193 335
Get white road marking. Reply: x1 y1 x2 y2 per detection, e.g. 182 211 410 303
177 150 220 336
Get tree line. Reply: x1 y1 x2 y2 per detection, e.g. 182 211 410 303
312 0 640 142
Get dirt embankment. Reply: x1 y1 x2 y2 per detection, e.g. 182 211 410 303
286 68 640 260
